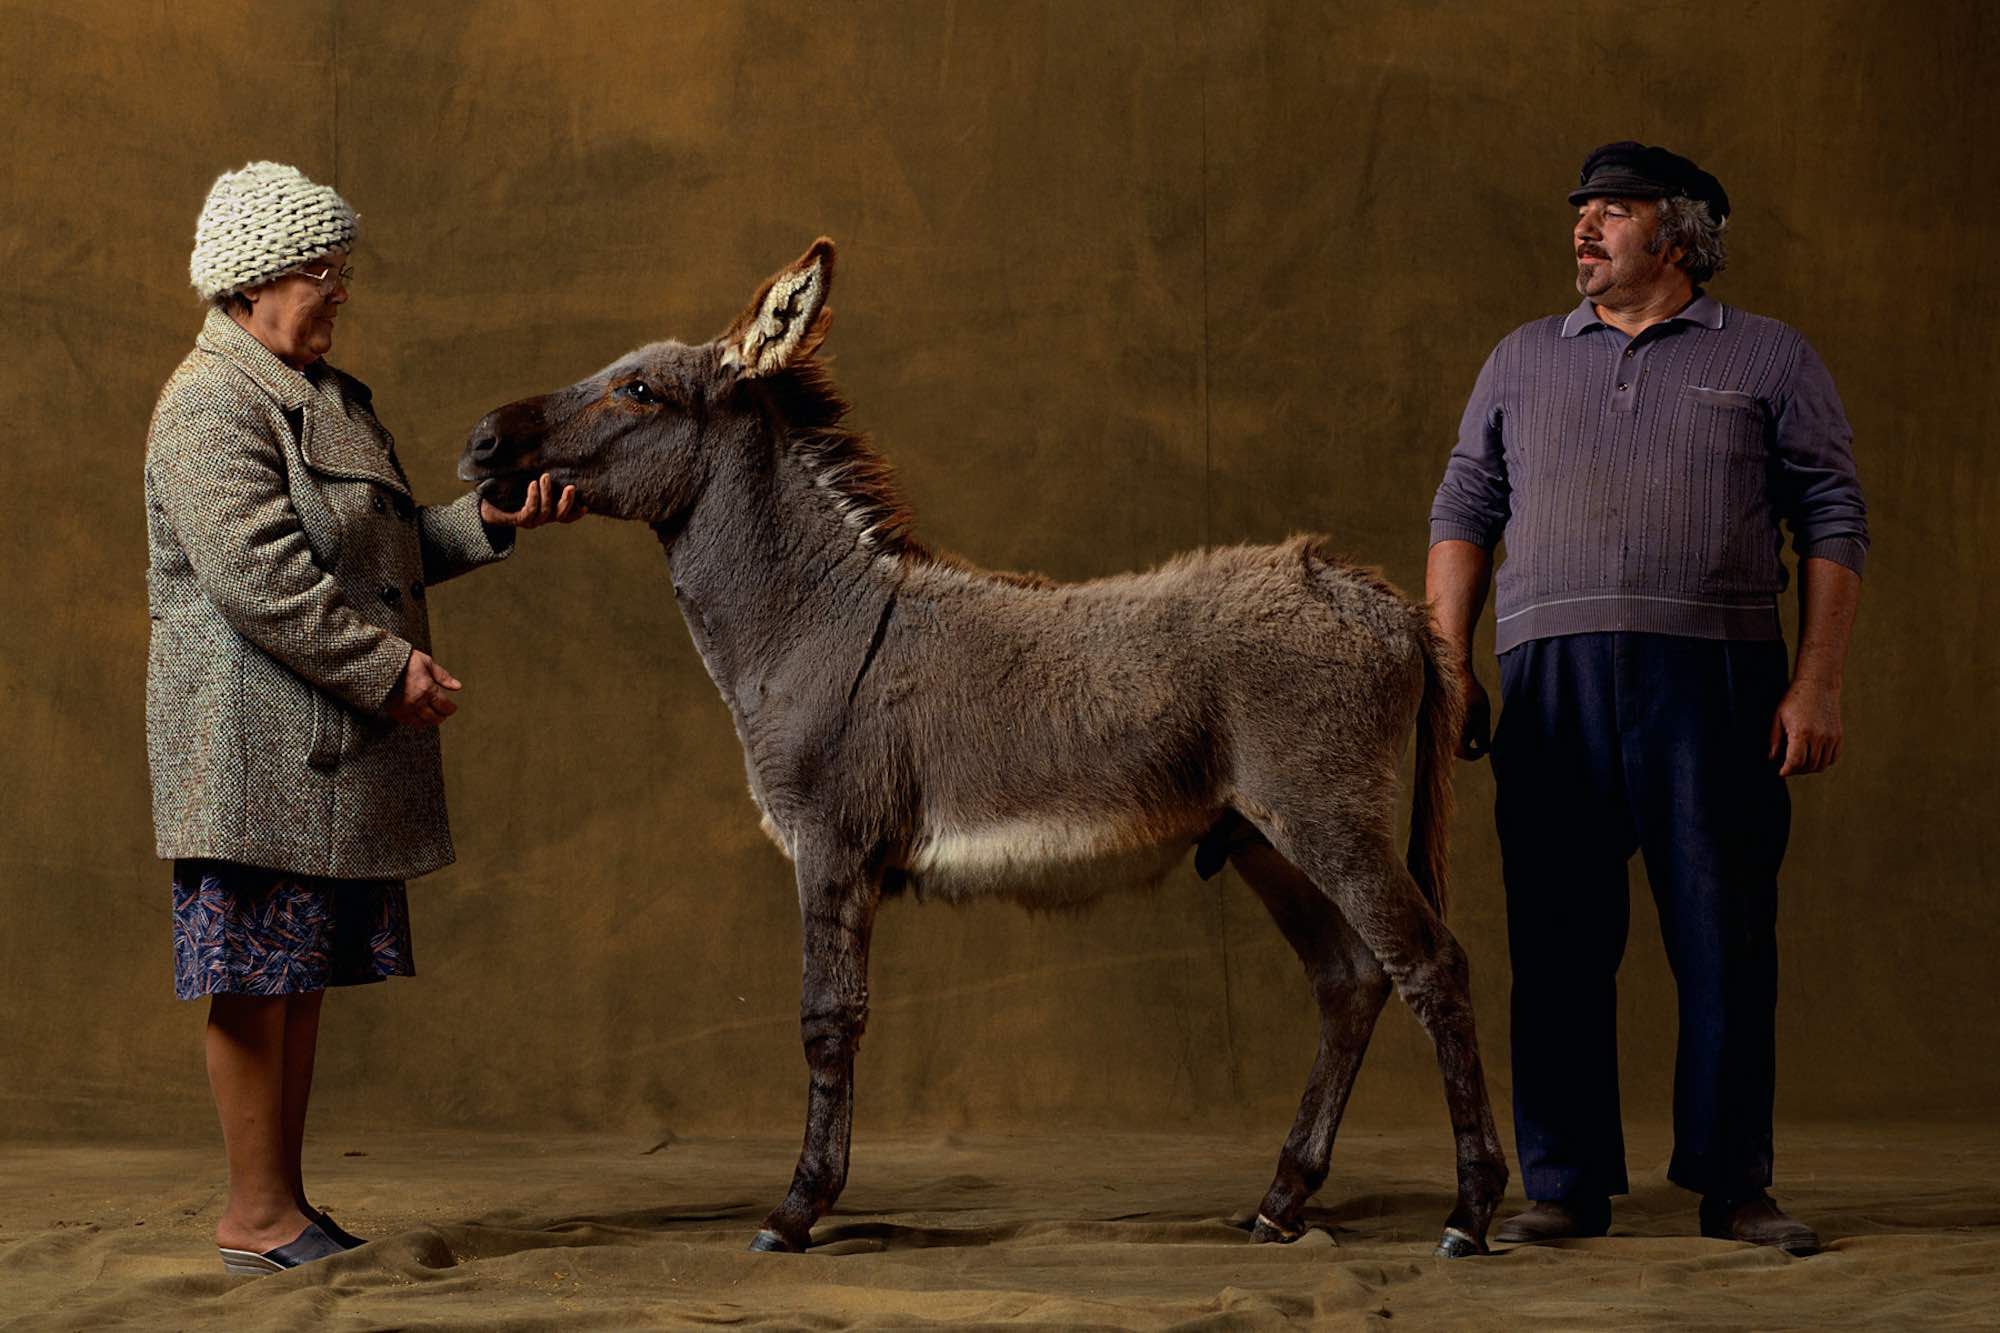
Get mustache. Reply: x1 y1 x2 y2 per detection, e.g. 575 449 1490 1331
1576 245 1609 260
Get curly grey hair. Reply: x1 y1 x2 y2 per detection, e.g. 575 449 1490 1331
1648 195 1728 284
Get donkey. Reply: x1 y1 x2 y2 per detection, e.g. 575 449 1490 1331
459 239 1508 1258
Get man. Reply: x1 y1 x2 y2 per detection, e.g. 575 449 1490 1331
1426 141 1866 1255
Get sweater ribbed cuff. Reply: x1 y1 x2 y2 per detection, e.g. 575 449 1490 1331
1429 518 1497 549
1799 535 1868 577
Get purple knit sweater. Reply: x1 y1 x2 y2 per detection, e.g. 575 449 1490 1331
1429 293 1868 654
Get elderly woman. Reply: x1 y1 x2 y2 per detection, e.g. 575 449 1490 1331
144 161 577 1275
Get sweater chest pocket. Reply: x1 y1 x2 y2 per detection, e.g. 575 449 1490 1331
1685 388 1776 592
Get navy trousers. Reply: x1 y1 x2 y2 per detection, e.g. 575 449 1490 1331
1491 632 1791 1202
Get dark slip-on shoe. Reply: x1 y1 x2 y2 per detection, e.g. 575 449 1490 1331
308 1207 367 1250
1699 1192 1821 1256
1493 1196 1613 1244
217 1219 346 1276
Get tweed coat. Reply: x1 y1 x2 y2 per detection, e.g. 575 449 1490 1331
144 308 512 879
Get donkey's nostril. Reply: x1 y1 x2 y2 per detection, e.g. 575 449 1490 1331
463 398 547 481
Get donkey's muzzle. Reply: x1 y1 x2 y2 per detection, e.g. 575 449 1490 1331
458 397 547 482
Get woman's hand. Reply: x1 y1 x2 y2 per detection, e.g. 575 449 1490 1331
480 473 586 528
388 649 462 727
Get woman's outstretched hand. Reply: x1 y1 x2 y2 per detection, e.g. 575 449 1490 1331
480 473 586 528
389 649 462 727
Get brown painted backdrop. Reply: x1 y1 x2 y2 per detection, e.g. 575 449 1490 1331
3 0 1993 1144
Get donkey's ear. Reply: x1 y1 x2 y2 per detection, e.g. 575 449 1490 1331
720 238 835 378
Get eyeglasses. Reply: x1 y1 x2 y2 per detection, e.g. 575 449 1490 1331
292 261 355 291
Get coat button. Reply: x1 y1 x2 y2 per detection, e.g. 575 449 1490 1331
371 494 386 513
380 584 402 606
410 580 426 603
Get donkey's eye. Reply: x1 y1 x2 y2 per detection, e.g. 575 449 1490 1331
618 380 660 406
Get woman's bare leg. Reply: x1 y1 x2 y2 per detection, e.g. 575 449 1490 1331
280 991 324 1209
207 994 312 1253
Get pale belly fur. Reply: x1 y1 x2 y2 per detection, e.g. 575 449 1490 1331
900 815 1200 908
754 803 1207 908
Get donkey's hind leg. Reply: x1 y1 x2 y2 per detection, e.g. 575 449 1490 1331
1232 840 1392 1244
1264 818 1508 1257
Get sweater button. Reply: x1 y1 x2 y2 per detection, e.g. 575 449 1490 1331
1616 381 1629 390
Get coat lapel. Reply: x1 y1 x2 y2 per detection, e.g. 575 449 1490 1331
197 308 410 497
197 308 310 409
298 386 412 497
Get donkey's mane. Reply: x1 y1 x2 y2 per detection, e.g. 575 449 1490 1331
763 356 1055 589
764 356 916 553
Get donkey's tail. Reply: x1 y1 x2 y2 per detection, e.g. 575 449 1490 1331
1407 618 1464 921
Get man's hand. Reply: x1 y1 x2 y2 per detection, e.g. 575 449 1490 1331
388 649 462 727
1425 540 1496 762
1771 557 1862 777
1454 665 1493 760
480 473 586 528
1769 679 1842 776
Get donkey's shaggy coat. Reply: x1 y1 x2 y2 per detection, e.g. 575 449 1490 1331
461 240 1507 1257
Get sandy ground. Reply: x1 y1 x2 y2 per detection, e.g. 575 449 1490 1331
2 1120 1995 1330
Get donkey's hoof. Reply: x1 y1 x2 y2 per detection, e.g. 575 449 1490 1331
748 1229 801 1253
1251 1212 1302 1244
1432 1225 1486 1259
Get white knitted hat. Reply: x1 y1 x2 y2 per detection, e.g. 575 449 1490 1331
189 161 358 300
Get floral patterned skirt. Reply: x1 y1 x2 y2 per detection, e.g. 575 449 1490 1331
172 859 415 999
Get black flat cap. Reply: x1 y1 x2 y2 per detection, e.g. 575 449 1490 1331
1568 140 1730 222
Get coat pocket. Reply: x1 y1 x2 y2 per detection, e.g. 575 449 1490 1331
307 690 344 769
238 648 334 772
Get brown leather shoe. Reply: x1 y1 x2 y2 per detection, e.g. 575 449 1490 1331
1493 1197 1612 1244
1699 1193 1820 1256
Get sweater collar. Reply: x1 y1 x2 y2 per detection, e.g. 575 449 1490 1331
1560 291 1725 338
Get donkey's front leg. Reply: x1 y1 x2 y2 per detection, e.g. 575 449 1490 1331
750 849 881 1253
